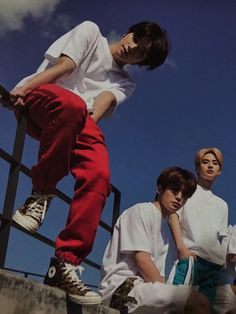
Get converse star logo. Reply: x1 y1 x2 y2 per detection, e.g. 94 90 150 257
48 266 56 278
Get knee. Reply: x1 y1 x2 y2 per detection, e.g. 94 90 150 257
185 291 210 314
61 92 87 123
226 309 236 314
199 295 211 312
39 84 87 123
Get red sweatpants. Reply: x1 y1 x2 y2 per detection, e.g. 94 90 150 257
21 84 110 265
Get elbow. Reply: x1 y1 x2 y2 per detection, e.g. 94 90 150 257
57 55 76 76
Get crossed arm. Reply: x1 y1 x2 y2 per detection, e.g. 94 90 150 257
10 55 116 123
134 251 165 283
168 213 196 260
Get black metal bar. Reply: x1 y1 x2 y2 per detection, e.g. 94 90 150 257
0 114 27 267
1 266 44 278
0 148 72 205
1 266 98 288
0 149 115 234
0 212 101 270
112 189 121 229
99 220 112 233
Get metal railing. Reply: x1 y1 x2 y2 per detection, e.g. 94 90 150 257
0 112 121 279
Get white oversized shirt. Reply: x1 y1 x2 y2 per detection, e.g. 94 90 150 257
178 184 228 265
99 202 169 305
16 21 135 117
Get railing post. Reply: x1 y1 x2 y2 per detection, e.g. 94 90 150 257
112 189 121 229
0 113 27 267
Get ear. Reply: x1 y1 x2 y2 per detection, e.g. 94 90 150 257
157 185 163 195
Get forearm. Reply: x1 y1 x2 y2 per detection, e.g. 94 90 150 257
12 56 76 97
90 91 116 123
168 213 186 251
134 251 165 283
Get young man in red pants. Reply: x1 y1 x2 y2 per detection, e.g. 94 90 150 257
8 20 170 304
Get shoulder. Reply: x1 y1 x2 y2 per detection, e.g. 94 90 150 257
71 21 101 40
121 202 160 225
211 192 228 210
121 202 146 218
77 21 100 33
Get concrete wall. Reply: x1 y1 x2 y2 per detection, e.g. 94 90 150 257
0 269 119 314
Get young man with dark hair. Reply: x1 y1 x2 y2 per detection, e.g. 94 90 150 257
125 21 170 69
2 20 170 304
100 167 210 314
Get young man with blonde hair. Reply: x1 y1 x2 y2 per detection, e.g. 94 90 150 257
168 147 228 308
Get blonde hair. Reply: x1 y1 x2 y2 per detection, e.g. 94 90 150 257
194 147 224 170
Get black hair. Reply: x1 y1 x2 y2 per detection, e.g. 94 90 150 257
128 21 170 70
155 167 197 201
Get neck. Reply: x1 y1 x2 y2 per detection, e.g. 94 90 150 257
153 200 166 217
197 177 214 190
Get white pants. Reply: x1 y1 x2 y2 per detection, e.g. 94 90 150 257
214 285 236 314
127 278 192 314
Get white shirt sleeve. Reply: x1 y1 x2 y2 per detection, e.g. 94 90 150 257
44 21 100 67
104 80 136 117
119 206 152 254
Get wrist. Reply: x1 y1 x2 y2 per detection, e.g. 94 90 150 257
177 245 187 252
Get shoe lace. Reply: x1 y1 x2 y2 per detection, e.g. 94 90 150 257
63 263 88 292
27 194 54 222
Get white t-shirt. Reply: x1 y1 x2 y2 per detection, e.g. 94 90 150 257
16 21 135 117
99 202 169 305
178 184 228 265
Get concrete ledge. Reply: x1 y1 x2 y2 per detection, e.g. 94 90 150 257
0 269 119 314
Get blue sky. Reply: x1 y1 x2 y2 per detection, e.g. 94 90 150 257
0 0 236 287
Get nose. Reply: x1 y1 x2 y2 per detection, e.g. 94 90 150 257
175 191 183 202
128 41 138 50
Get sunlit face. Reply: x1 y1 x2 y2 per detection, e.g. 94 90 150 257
159 187 187 215
197 153 221 182
114 32 150 65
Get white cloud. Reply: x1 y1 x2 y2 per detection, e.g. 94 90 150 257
165 58 178 70
0 0 61 36
40 14 75 39
53 14 73 32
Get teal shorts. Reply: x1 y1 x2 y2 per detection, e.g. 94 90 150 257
173 256 222 306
